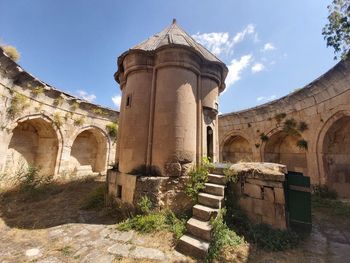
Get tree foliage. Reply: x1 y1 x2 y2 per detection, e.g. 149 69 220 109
322 0 350 60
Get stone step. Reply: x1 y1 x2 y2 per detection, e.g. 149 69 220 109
176 234 209 259
208 173 226 185
186 217 212 241
193 204 219 221
198 192 224 209
204 182 225 196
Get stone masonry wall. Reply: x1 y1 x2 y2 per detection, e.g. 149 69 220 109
225 162 287 229
219 56 350 198
0 48 119 187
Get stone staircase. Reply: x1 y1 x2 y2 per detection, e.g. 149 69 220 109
176 172 226 259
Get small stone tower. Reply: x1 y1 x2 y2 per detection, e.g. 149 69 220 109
109 20 227 209
115 19 227 177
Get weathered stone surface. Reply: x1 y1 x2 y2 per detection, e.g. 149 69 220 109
0 48 119 187
219 56 350 199
274 188 285 204
107 244 131 257
130 247 165 260
264 187 275 202
244 183 262 199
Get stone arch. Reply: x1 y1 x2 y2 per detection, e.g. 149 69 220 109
5 114 62 177
317 111 350 197
69 126 109 176
221 132 253 163
263 129 307 174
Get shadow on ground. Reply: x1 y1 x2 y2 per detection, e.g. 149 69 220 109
0 176 122 229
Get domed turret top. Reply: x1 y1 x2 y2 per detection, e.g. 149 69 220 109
129 19 224 65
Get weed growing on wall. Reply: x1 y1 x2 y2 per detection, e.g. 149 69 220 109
31 86 45 96
70 101 80 111
298 121 308 132
92 108 108 115
260 133 269 142
296 139 308 150
53 112 63 127
274 113 286 123
2 45 20 61
106 122 118 137
185 157 213 201
53 96 64 106
7 93 29 119
283 118 300 136
73 116 85 126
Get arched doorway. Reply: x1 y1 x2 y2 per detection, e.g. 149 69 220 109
322 116 350 198
264 131 307 174
207 126 213 161
6 118 59 177
70 128 108 176
222 135 252 163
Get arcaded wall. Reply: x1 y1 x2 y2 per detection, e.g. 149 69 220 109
219 56 350 197
0 48 119 187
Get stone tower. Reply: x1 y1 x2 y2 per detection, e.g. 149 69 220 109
115 19 228 178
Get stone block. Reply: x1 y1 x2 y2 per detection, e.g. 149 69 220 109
243 183 262 199
262 200 276 218
274 188 285 204
275 204 287 229
252 198 264 215
238 196 253 213
263 187 274 202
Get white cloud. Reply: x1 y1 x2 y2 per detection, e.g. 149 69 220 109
256 95 277 102
112 95 122 109
262 42 275 51
225 54 253 88
251 63 265 73
232 24 255 44
192 32 233 56
76 90 96 102
192 24 256 57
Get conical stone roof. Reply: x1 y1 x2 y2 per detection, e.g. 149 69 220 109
116 19 228 84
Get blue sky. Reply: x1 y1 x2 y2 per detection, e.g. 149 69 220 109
0 0 336 113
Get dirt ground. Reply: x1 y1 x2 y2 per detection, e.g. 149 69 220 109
0 177 349 263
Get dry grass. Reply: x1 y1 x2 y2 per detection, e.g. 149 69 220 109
0 176 119 229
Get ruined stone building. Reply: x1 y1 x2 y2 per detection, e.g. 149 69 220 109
1 19 349 201
0 48 119 188
219 57 350 198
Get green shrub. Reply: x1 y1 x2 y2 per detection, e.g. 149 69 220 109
117 210 187 239
185 157 212 201
80 185 106 210
137 196 152 214
2 45 20 61
207 208 245 262
92 108 107 115
106 122 118 137
223 166 239 183
16 165 52 192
